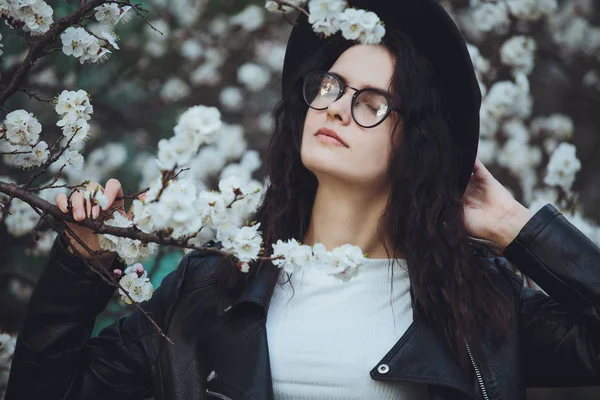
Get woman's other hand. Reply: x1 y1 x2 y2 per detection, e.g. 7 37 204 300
462 159 534 250
55 178 126 268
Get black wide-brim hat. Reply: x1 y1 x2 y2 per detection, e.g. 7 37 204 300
281 0 481 195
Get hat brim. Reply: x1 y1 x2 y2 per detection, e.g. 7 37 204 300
281 0 480 195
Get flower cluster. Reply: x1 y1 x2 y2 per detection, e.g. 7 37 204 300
0 110 49 168
94 3 132 26
132 175 262 240
157 105 222 170
265 0 386 44
271 239 366 281
544 143 581 192
0 332 16 397
3 198 39 237
500 36 537 75
55 90 93 144
466 0 556 39
60 27 117 64
217 221 263 264
98 211 158 265
1 0 53 35
115 264 154 304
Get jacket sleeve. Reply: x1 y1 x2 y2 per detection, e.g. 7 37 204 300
5 235 190 400
502 203 600 388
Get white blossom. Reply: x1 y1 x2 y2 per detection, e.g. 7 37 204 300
220 162 253 183
530 114 574 139
308 0 345 27
337 8 385 44
271 238 306 274
217 222 262 262
160 77 191 102
16 0 53 35
471 2 510 35
55 89 94 128
118 264 154 304
256 41 287 72
317 243 365 281
189 147 227 180
196 190 229 229
497 138 542 175
61 119 91 144
56 149 84 171
12 140 49 168
500 36 537 75
60 26 112 64
544 142 581 192
237 63 270 92
2 109 42 146
5 199 39 237
230 4 265 32
98 212 157 264
219 86 244 112
84 188 109 209
467 43 491 78
217 124 247 161
0 332 16 396
271 239 366 281
477 138 496 164
240 150 262 173
506 0 556 21
100 30 120 50
265 0 306 13
173 105 222 147
25 229 57 256
94 4 132 26
180 38 203 61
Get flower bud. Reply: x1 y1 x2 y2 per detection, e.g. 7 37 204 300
113 269 123 279
135 263 145 277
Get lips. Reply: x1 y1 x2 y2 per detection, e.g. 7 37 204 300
315 128 349 148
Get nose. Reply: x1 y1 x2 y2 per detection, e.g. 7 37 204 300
326 90 353 126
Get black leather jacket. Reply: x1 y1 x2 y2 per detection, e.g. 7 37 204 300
6 204 600 400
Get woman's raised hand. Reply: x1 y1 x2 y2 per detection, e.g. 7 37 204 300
55 178 126 266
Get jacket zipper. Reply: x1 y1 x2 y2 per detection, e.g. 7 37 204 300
206 390 233 400
463 337 489 400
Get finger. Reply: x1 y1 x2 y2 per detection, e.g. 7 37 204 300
103 178 123 211
70 191 85 221
92 205 100 219
56 193 69 213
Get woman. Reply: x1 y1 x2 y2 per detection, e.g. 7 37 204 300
6 1 600 399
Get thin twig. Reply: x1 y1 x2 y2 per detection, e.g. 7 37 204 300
271 0 310 17
19 88 54 103
32 206 176 345
0 180 281 262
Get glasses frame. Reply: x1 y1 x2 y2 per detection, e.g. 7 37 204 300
302 71 401 129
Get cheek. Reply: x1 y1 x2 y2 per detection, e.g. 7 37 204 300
354 124 394 170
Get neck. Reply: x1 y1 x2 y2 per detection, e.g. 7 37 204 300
302 179 403 259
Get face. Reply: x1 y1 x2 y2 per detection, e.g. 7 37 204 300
300 44 400 190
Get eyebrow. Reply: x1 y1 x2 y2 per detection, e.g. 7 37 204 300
329 71 394 99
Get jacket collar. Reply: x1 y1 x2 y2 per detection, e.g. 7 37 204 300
228 265 480 399
371 316 478 399
230 263 281 313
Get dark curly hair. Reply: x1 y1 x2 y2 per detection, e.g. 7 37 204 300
252 31 514 377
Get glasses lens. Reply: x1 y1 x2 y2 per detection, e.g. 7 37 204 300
303 73 341 110
353 90 390 127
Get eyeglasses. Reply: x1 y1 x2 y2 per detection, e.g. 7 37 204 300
302 71 401 128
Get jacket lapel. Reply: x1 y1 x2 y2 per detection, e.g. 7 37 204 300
221 265 479 400
370 315 479 399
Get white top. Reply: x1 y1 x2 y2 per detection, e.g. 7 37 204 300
266 258 430 399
